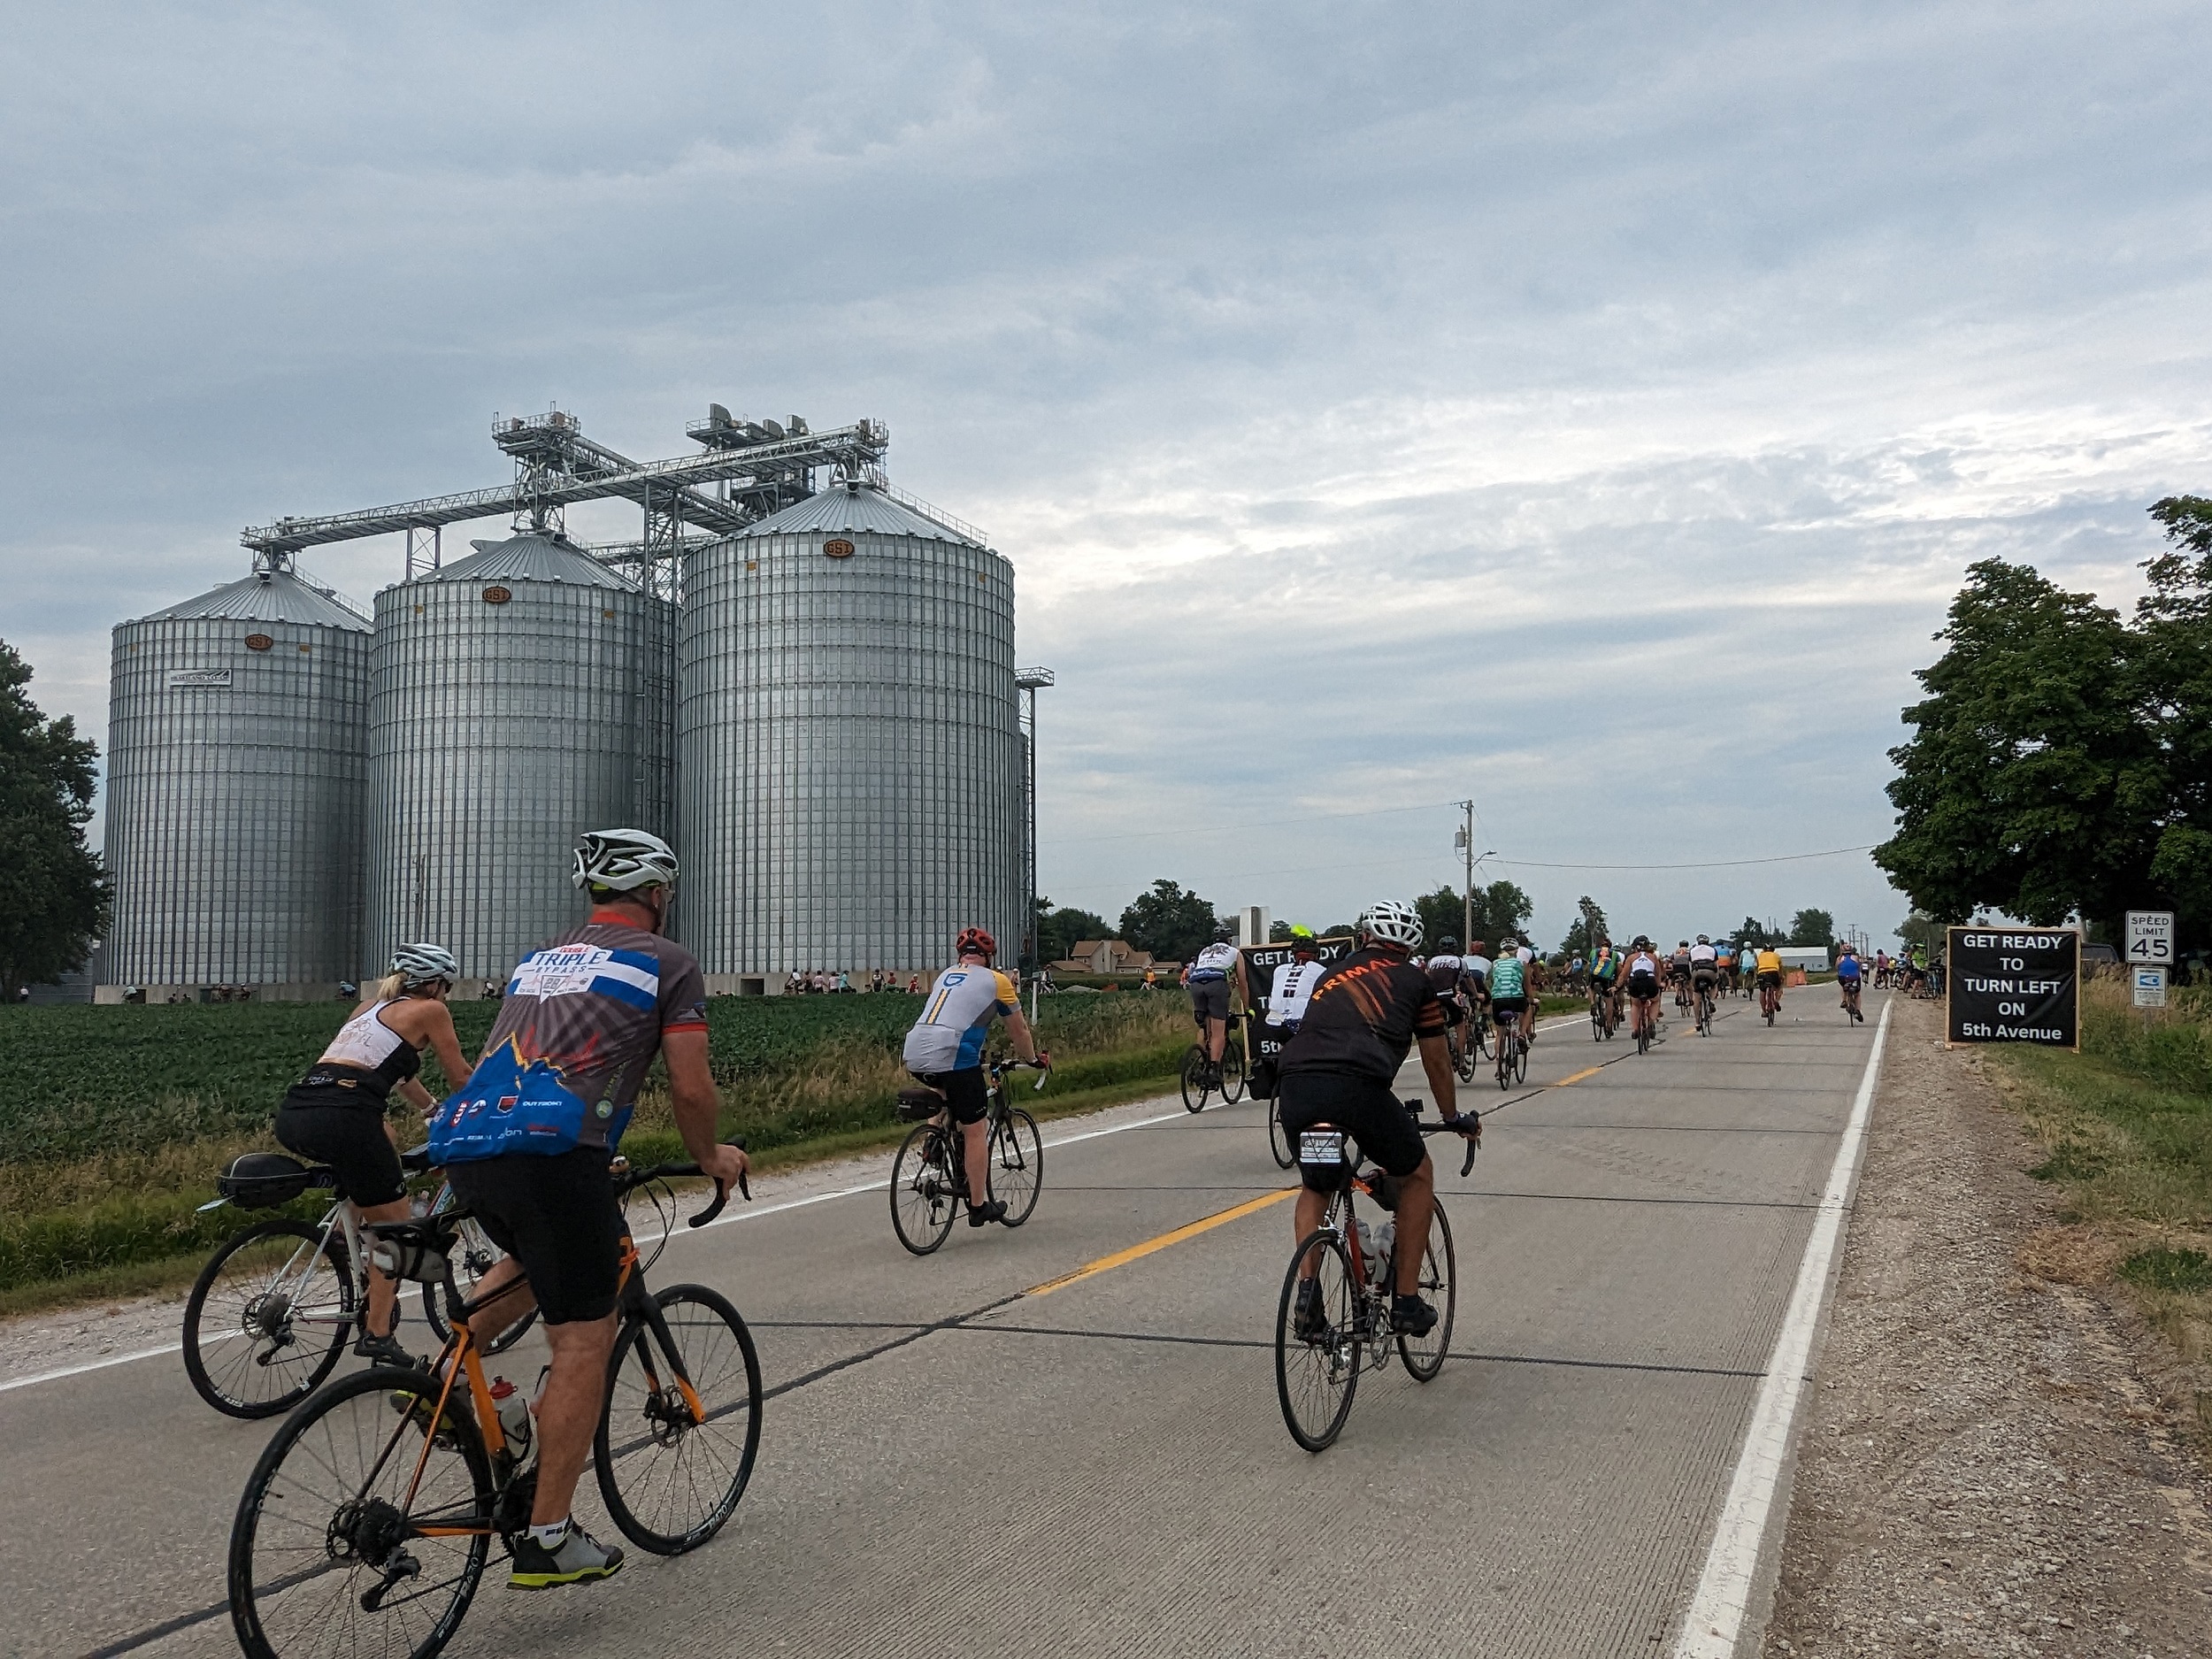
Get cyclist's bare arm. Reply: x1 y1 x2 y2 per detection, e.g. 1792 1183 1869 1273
1002 1006 1039 1065
663 1028 749 1190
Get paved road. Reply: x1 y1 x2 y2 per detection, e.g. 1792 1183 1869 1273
7 990 1890 1659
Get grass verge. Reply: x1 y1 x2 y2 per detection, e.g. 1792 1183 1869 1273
1982 976 2212 1440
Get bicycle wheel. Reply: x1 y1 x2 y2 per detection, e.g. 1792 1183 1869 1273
184 1219 356 1418
889 1123 960 1255
1396 1204 1457 1382
1513 1037 1529 1085
229 1366 492 1659
1590 1002 1604 1043
1453 1025 1477 1083
1637 1019 1650 1056
595 1284 763 1555
1179 1045 1208 1112
989 1107 1045 1226
1274 1230 1363 1452
420 1204 537 1356
1267 1098 1295 1169
1220 1041 1248 1104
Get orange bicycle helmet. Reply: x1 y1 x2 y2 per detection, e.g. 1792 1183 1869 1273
956 926 997 961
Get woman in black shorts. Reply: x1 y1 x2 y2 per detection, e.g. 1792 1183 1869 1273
273 943 469 1364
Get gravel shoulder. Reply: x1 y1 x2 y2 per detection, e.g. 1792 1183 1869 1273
1763 995 2212 1657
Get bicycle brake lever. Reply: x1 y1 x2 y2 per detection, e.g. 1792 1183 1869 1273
1461 1136 1479 1179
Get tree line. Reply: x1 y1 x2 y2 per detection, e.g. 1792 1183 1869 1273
0 640 109 997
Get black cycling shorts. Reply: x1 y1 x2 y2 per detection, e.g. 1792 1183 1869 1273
912 1066 991 1125
1277 1071 1426 1185
1757 972 1783 990
446 1148 625 1325
273 1087 405 1208
1490 996 1527 1019
1188 979 1231 1023
1627 972 1660 1001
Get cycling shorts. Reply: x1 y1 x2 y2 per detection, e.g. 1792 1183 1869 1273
1188 979 1231 1023
1626 972 1660 1001
1277 1071 1426 1186
445 1148 625 1325
1693 967 1717 988
1757 972 1783 990
911 1065 991 1126
1490 995 1528 1019
273 1087 405 1208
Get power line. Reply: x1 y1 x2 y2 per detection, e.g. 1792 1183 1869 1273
1048 798 1463 847
1487 845 1878 872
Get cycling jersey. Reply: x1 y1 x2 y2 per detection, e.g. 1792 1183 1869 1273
1626 951 1662 994
1268 960 1326 1026
1755 949 1784 978
902 964 1020 1073
1279 948 1448 1083
1187 942 1238 981
1424 954 1471 995
1488 955 1525 999
1836 955 1863 982
1589 951 1618 982
1463 952 1492 987
1690 944 1717 965
304 999 421 1099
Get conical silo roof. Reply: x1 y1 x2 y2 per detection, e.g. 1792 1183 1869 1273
414 530 640 590
138 567 369 630
741 481 983 548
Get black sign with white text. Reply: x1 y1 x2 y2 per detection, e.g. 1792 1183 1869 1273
1945 927 2078 1048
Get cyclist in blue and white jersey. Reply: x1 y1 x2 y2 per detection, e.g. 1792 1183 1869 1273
1182 921 1240 1086
903 927 1044 1227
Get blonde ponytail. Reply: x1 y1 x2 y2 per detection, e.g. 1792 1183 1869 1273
370 972 406 1003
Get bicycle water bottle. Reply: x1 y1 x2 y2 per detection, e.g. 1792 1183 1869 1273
488 1376 534 1471
1370 1219 1396 1286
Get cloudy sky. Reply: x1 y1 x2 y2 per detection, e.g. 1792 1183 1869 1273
5 1 2208 950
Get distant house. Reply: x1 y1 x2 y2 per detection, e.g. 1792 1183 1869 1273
1052 939 1182 978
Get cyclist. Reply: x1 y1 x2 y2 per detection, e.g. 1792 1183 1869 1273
1624 935 1664 1043
1836 942 1865 1022
1754 940 1786 1017
1488 935 1532 1048
1278 900 1480 1338
273 943 468 1367
902 926 1045 1227
430 828 748 1592
1425 934 1477 1037
1668 941 1694 1010
1689 935 1719 1022
1182 920 1240 1086
1738 939 1760 999
1588 936 1622 1028
1714 938 1737 994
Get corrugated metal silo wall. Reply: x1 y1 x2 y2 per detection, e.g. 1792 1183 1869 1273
677 530 1022 976
366 579 674 981
104 617 368 984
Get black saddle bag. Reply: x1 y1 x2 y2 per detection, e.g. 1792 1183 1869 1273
216 1152 318 1208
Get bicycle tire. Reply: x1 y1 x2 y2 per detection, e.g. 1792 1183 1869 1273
889 1123 959 1255
1396 1204 1457 1382
1453 1026 1477 1082
419 1210 537 1356
185 1218 355 1419
595 1284 763 1555
1274 1229 1363 1452
1267 1099 1295 1169
990 1107 1045 1226
1179 1045 1208 1113
1513 1039 1529 1085
229 1365 492 1659
1219 1040 1248 1104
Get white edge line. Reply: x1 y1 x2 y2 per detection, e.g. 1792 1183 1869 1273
0 1099 1202 1396
1669 995 1894 1658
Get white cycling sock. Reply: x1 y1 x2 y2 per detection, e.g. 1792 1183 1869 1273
527 1518 572 1548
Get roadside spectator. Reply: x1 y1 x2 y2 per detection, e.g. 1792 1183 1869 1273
905 972 922 994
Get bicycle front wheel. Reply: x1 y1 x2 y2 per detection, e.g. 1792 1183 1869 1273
1513 1038 1529 1085
989 1108 1045 1226
1397 1205 1457 1382
229 1366 492 1659
1453 1028 1477 1083
1276 1230 1363 1452
890 1124 959 1255
1267 1098 1295 1169
185 1218 355 1418
1220 1041 1248 1104
595 1285 763 1555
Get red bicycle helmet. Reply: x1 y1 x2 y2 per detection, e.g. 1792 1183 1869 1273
956 926 997 961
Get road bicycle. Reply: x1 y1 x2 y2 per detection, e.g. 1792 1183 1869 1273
1273 1103 1479 1451
1493 1013 1529 1090
184 1149 534 1419
1759 976 1782 1025
1443 1005 1479 1083
227 1157 761 1659
1588 983 1617 1042
1694 976 1717 1037
1631 994 1661 1056
1179 1027 1248 1111
889 1057 1049 1254
1840 979 1864 1024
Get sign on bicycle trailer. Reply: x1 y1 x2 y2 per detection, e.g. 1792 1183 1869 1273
1944 926 2079 1050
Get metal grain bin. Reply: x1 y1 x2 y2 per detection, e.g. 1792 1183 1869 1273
103 564 371 996
676 480 1022 986
366 532 673 983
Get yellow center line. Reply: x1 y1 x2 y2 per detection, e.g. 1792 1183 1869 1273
1024 1187 1299 1299
1552 1065 1602 1087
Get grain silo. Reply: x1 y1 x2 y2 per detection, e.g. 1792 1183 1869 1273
101 560 371 999
365 531 673 985
676 479 1022 990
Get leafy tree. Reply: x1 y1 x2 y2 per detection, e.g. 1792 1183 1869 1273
1735 915 1783 949
1413 886 1466 949
1896 911 1943 954
2140 497 2212 940
1033 897 1112 964
1874 558 2161 933
1118 878 1217 965
1788 909 1835 949
0 641 109 995
1559 895 1610 958
1409 880 1532 950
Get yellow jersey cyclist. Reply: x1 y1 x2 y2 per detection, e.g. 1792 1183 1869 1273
1278 900 1481 1338
1754 943 1786 1016
1181 921 1241 1087
427 827 749 1592
902 927 1045 1227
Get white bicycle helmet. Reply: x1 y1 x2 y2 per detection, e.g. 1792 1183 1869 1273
388 943 458 987
572 827 680 892
1358 899 1424 950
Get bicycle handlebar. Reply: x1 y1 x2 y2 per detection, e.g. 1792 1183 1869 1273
1404 1101 1483 1178
618 1135 751 1226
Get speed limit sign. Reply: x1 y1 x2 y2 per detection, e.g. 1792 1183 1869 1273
2126 910 2175 964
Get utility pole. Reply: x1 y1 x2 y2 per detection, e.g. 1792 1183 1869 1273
1455 801 1475 946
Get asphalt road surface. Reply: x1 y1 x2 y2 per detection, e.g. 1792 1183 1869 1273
7 988 1890 1659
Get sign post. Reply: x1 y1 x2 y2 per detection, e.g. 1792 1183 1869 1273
2125 910 2175 969
1945 927 2080 1052
2133 966 2168 1010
